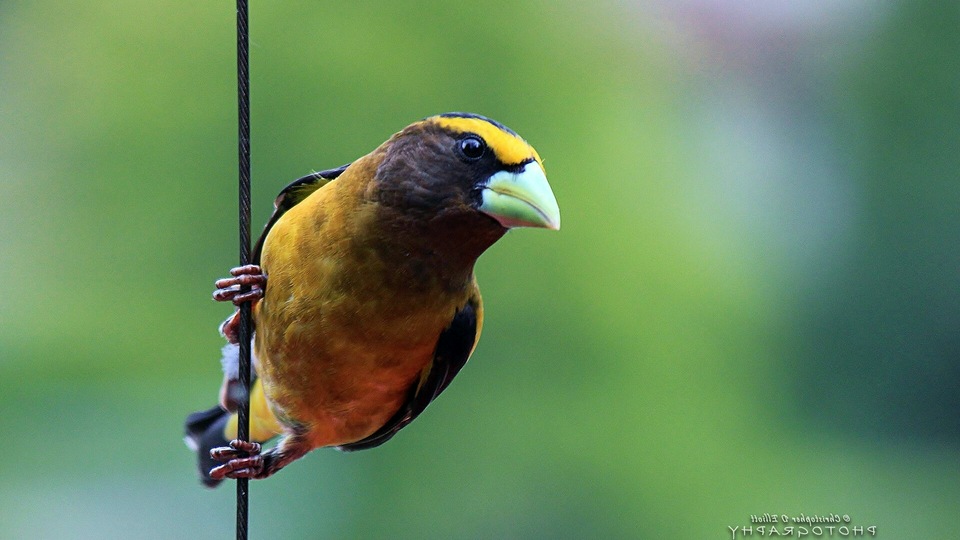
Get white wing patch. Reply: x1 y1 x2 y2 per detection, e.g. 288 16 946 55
220 338 258 380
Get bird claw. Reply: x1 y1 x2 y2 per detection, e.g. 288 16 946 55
213 265 266 306
209 439 264 480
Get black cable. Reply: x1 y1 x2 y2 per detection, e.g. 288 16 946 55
236 1 252 539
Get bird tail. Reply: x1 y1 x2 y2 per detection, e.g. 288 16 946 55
184 378 283 488
184 405 232 488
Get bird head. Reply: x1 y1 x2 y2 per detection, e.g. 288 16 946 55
373 113 561 235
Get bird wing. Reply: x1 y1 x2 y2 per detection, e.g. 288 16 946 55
218 164 349 369
337 294 482 451
252 164 350 263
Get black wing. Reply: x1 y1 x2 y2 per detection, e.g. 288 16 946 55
251 164 350 263
337 299 480 452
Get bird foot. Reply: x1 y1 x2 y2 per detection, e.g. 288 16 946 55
213 265 266 306
209 440 264 480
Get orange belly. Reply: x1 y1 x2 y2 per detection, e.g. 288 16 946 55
252 166 473 448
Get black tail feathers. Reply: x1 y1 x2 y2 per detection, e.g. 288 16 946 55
184 405 230 488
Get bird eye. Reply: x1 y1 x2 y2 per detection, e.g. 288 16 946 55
458 136 485 161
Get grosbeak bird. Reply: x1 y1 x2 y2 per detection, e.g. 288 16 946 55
184 113 560 486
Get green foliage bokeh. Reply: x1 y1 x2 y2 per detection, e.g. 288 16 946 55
1 2 957 538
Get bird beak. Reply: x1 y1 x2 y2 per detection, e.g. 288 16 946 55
479 161 561 230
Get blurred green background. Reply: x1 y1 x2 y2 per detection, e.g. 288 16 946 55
2 1 957 538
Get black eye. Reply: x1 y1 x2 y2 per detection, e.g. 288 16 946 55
458 136 485 160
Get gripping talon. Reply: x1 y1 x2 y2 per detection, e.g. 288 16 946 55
211 439 261 459
231 264 262 277
209 456 265 480
213 265 267 305
215 274 265 289
209 440 264 480
230 290 264 305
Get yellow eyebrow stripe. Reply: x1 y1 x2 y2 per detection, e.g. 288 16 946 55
431 116 542 168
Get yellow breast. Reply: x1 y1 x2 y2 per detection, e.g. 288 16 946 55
253 156 473 448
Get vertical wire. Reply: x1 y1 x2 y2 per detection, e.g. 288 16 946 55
236 0 252 539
